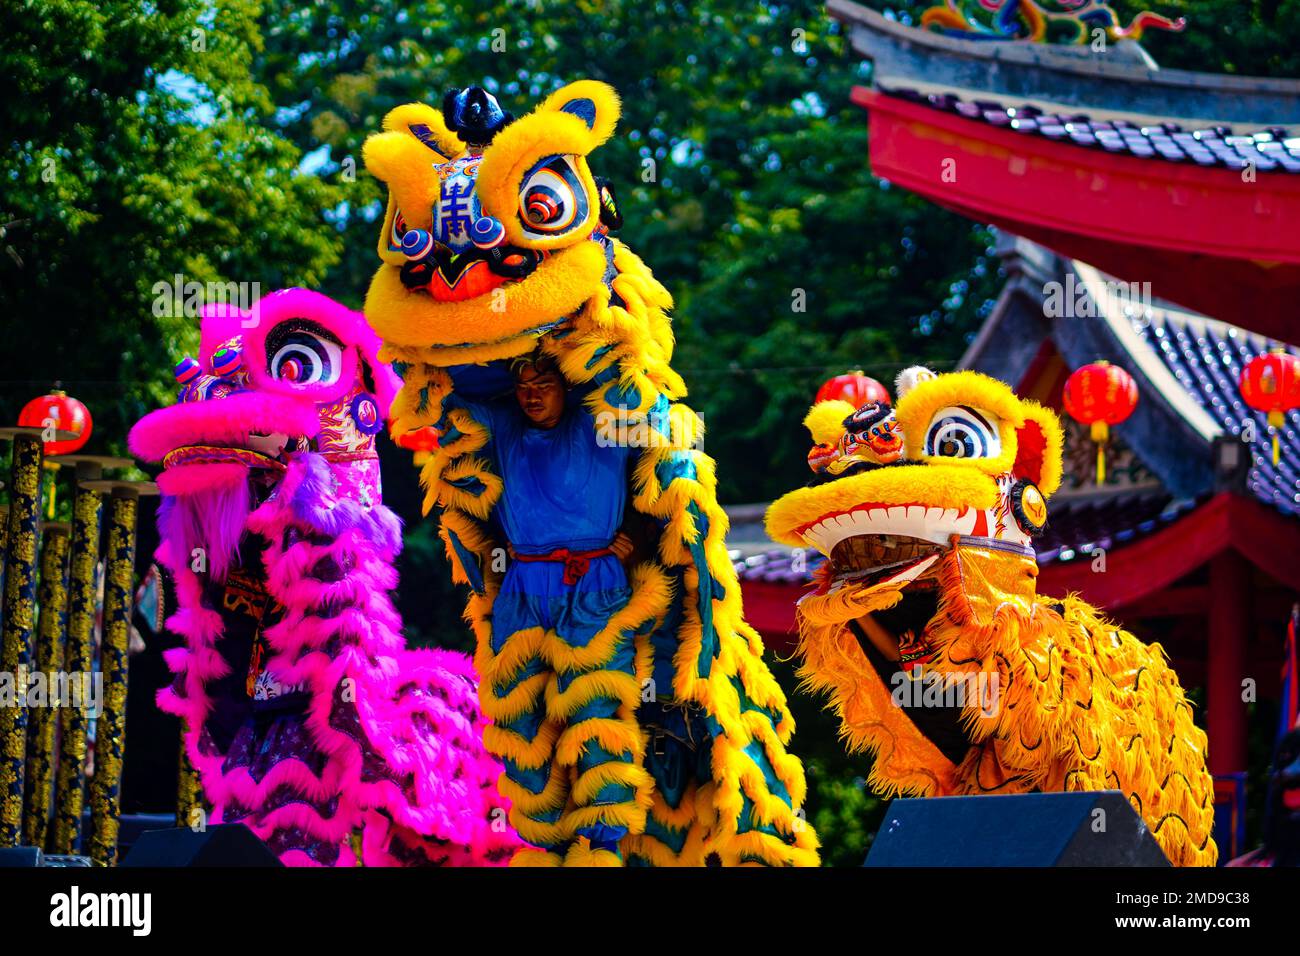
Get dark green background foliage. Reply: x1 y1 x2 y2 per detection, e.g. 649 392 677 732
2 0 1294 861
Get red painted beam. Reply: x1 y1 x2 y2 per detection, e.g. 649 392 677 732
854 87 1300 337
742 580 804 656
1208 552 1250 775
1039 493 1300 608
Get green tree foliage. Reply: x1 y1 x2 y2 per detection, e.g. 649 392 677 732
0 0 343 443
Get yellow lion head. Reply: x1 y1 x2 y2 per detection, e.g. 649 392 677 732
362 81 628 366
767 368 1063 610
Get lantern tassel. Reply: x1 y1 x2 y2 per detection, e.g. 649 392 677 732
1269 409 1284 465
1090 421 1109 485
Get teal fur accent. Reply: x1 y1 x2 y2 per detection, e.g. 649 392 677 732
446 527 486 595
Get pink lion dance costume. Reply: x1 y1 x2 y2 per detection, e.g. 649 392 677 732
129 288 520 866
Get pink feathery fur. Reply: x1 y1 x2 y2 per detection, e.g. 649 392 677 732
156 465 253 581
157 453 519 865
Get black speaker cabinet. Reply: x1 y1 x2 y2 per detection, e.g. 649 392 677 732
0 846 44 867
120 823 283 867
865 791 1171 866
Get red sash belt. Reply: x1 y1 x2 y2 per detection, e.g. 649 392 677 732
512 546 615 585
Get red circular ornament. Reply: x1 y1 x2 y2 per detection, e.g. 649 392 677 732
17 390 92 456
392 426 439 454
815 372 890 408
1062 361 1138 429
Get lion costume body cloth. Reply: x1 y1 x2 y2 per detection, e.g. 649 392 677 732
767 369 1217 866
363 81 818 866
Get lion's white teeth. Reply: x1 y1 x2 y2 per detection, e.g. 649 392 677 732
803 502 992 553
881 554 940 587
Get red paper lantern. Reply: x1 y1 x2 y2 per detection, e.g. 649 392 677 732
815 371 890 408
1240 348 1300 464
1062 361 1138 484
17 389 92 456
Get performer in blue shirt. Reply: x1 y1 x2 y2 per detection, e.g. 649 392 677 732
448 353 653 864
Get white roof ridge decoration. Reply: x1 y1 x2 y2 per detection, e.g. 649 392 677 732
1070 259 1223 443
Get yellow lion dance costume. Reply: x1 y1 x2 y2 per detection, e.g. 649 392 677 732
767 368 1216 866
362 81 817 866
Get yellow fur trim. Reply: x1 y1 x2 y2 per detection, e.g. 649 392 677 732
482 720 562 771
565 801 649 838
509 847 564 867
562 841 625 867
570 761 655 808
546 671 643 722
554 717 647 766
431 455 502 520
509 813 572 849
437 508 495 591
496 763 570 817
804 400 855 445
480 672 550 724
712 829 821 868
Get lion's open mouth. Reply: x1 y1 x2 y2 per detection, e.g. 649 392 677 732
872 580 942 664
825 525 946 592
401 246 547 302
161 432 294 473
832 533 944 577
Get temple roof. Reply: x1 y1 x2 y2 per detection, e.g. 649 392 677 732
876 84 1300 174
828 0 1300 127
829 0 1300 335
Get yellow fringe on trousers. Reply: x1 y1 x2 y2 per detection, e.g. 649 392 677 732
477 566 661 863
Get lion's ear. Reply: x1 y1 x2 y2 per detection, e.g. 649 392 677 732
804 400 856 445
1014 402 1064 497
534 80 620 151
381 103 462 161
363 104 462 190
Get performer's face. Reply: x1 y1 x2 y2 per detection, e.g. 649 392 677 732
515 365 565 428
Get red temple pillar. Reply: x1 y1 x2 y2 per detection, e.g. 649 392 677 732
1207 551 1250 775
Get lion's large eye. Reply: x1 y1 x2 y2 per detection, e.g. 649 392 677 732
265 321 343 386
924 406 1001 459
518 155 589 238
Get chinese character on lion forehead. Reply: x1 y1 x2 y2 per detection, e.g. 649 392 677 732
129 289 519 866
766 367 1217 866
363 81 818 866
